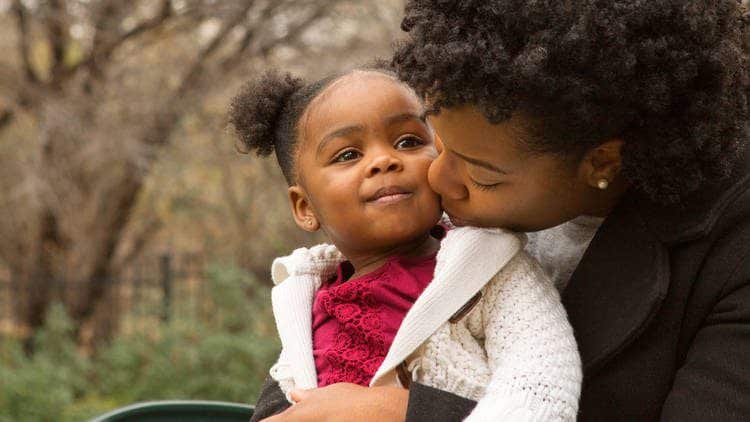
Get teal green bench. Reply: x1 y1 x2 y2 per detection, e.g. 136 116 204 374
89 400 254 422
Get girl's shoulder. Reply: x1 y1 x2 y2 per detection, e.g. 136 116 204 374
435 226 526 282
438 225 526 254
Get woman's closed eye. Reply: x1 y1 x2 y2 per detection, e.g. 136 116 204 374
470 178 501 191
467 167 504 191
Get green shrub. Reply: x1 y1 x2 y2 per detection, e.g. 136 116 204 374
0 264 280 422
0 304 89 422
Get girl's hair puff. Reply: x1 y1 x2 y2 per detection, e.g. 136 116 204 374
228 70 337 185
229 64 396 185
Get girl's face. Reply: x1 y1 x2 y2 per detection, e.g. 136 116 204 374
427 105 600 232
289 72 441 256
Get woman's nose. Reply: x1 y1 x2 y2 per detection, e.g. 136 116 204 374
428 150 468 200
366 152 403 177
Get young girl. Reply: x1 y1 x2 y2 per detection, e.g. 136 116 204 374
229 67 581 421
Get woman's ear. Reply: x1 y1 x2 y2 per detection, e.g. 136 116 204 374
288 185 320 232
578 139 625 190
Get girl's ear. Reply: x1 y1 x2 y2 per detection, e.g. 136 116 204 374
578 139 625 190
288 185 320 232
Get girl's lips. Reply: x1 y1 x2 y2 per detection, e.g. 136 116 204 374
366 186 412 203
370 192 413 204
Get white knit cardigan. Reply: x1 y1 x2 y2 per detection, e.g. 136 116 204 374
268 226 582 421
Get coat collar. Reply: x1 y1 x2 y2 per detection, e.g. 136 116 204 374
563 150 750 373
561 197 670 373
638 151 750 244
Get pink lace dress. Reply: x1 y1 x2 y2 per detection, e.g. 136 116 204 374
312 253 436 387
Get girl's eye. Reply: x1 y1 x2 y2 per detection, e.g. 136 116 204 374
333 149 361 163
470 179 501 192
395 136 424 149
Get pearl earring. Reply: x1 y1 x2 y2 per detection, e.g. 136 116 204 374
597 179 609 190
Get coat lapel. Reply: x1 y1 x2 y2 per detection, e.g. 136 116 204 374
564 152 750 374
562 194 671 373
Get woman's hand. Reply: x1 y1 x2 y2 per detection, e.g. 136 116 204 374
263 383 408 422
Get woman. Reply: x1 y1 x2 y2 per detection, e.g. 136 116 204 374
256 0 750 420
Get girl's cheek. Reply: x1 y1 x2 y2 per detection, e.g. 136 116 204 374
434 134 444 154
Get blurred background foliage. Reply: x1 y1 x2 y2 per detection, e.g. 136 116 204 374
0 0 405 419
1 266 278 421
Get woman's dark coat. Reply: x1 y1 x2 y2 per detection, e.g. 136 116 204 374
251 154 750 422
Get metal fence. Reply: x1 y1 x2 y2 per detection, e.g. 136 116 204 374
0 253 208 338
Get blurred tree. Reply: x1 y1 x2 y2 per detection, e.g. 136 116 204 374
0 0 404 350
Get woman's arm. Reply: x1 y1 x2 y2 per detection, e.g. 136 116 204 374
406 383 477 421
250 377 292 422
250 346 297 422
261 383 408 422
253 380 476 422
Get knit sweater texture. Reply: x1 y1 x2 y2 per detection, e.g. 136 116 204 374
268 226 582 421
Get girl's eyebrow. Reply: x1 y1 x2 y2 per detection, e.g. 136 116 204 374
452 150 508 174
316 124 365 157
384 112 427 126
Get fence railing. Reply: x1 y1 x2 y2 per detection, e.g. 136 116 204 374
0 253 208 338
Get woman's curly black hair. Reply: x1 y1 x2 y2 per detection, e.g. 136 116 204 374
228 63 397 185
393 0 750 203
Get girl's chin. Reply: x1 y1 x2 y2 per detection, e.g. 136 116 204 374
369 221 440 241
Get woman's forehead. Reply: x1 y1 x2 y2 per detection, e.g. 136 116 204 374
429 106 530 159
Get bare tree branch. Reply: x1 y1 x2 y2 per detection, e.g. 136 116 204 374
12 0 39 84
110 216 162 276
0 108 13 131
140 1 258 149
211 135 249 233
117 0 172 43
146 0 336 150
218 0 286 71
68 164 141 327
45 0 68 88
173 1 257 99
76 0 174 79
256 2 334 57
220 0 340 72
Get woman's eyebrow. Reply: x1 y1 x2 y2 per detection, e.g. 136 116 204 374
452 150 508 174
316 125 365 157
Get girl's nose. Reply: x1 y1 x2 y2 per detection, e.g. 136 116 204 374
366 152 403 177
428 150 468 200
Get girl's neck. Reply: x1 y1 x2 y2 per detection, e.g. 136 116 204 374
345 233 440 280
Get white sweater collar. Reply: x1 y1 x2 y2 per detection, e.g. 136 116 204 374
271 227 522 389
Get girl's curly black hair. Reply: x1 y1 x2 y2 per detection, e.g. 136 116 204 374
393 0 750 203
228 63 398 185
228 70 337 185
